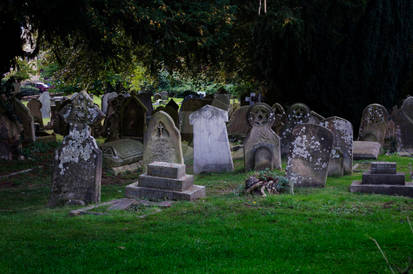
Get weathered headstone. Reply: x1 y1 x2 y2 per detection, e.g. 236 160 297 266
27 99 43 128
281 103 311 156
244 103 281 171
358 103 388 146
137 92 154 117
49 91 104 207
39 91 51 118
211 93 230 111
271 103 287 135
101 92 118 114
227 106 250 138
51 98 70 136
286 124 334 187
324 117 353 176
13 99 35 143
103 94 129 141
100 138 144 167
190 105 234 174
0 113 23 160
120 95 147 139
353 141 381 160
308 111 325 125
153 99 179 126
392 96 413 152
143 111 184 171
179 98 212 142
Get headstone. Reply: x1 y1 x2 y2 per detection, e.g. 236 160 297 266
211 93 230 111
0 113 23 160
179 98 212 142
154 99 179 126
281 103 311 156
353 141 381 160
143 111 184 170
308 111 325 125
392 96 413 152
101 92 118 114
120 95 147 139
137 92 154 117
358 103 388 146
227 106 250 138
244 103 281 171
13 99 35 143
189 105 233 174
49 91 104 207
324 117 353 176
350 162 413 198
27 99 43 128
39 92 51 118
100 138 144 167
286 124 334 187
51 98 70 136
271 103 287 135
103 94 129 141
126 162 206 201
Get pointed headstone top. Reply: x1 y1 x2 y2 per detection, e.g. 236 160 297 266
189 104 228 125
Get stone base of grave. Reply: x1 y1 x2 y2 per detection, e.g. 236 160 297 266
350 181 413 198
125 161 205 201
110 162 141 176
362 172 405 185
353 141 381 160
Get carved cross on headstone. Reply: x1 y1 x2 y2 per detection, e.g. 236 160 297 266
157 122 165 138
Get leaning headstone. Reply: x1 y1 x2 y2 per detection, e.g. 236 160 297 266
353 141 381 160
49 91 104 207
13 99 35 143
244 103 281 171
27 99 43 128
281 103 311 156
101 92 118 114
392 96 413 152
324 117 353 176
153 100 179 126
286 124 334 187
227 106 250 138
350 162 413 198
358 103 388 146
179 98 212 142
190 105 234 174
39 91 51 118
143 111 184 170
126 161 205 201
120 95 147 139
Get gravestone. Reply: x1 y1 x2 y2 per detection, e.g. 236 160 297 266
308 111 325 125
160 91 169 100
0 112 23 160
190 105 233 174
103 94 129 141
153 100 179 126
179 98 212 142
358 103 388 146
39 91 51 118
100 138 144 167
13 99 35 143
281 103 311 157
49 91 104 207
286 124 334 187
51 98 70 136
101 92 118 114
350 162 413 198
137 92 154 117
27 99 43 128
392 96 413 152
120 95 147 139
324 117 353 176
211 93 230 111
227 106 250 138
271 103 287 135
126 162 205 201
353 141 381 160
244 103 281 171
143 111 184 170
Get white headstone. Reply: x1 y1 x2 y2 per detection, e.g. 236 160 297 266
39 92 51 118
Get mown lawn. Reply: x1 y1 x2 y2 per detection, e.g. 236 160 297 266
0 149 412 273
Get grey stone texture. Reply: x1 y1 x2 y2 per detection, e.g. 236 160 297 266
101 92 118 114
211 93 230 111
358 103 388 146
353 141 381 160
286 124 334 187
244 103 281 171
120 95 148 139
0 110 23 160
189 105 234 174
49 91 104 207
39 91 51 118
370 162 397 174
227 106 250 138
179 98 213 142
100 138 143 168
51 98 70 136
271 103 287 135
14 99 35 143
392 96 413 152
27 99 43 128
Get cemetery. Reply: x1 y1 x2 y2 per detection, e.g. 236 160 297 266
1 1 413 273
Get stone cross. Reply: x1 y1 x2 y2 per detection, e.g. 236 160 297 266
49 90 104 207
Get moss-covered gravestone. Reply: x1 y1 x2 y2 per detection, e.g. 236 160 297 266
358 103 388 146
49 91 104 207
143 111 184 171
286 124 333 187
244 103 281 171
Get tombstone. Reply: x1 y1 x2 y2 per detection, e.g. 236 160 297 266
358 103 388 147
13 99 35 143
350 162 413 198
119 96 147 140
27 99 44 128
190 105 234 174
179 98 212 142
281 103 311 157
39 91 51 118
308 111 325 125
324 117 353 176
49 91 104 207
0 113 23 160
211 93 230 111
103 95 128 141
227 106 250 138
126 161 206 201
51 98 70 136
137 92 154 117
143 111 184 171
271 103 287 135
101 92 118 114
353 141 381 160
244 103 281 171
392 96 413 152
286 124 333 187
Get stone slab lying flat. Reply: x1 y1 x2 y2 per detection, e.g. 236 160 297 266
353 141 381 160
147 162 185 179
111 162 141 176
138 174 194 191
125 182 205 201
350 181 413 198
362 172 405 185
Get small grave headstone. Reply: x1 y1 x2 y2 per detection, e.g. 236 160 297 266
271 103 287 135
353 141 381 160
189 105 234 174
211 93 230 111
358 103 388 146
227 106 250 138
27 99 43 128
179 98 212 142
39 91 51 118
392 96 413 152
13 99 35 143
137 92 154 117
120 95 147 139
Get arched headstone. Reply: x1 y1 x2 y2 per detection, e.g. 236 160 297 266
39 92 51 118
358 103 388 146
120 96 147 139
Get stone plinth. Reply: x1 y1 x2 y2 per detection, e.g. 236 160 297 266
353 141 381 160
370 162 396 174
125 162 205 201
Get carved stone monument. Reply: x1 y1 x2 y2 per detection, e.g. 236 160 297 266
358 103 388 146
27 99 44 128
39 91 51 118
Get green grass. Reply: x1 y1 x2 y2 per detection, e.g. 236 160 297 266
0 153 412 273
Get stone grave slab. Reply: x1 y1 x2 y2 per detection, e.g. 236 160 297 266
353 141 381 160
100 138 143 168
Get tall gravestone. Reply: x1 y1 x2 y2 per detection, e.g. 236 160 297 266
0 112 23 160
143 111 184 171
358 103 388 146
27 99 44 128
324 117 353 176
51 98 70 136
137 92 154 118
281 103 311 157
120 95 147 139
179 98 212 142
103 93 129 141
39 91 51 118
244 103 281 171
190 105 234 174
392 96 413 152
211 93 230 111
286 124 334 187
153 99 179 126
49 91 104 207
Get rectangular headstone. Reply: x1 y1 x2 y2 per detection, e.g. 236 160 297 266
370 162 397 174
147 162 186 179
139 174 194 191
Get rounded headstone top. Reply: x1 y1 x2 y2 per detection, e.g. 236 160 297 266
401 96 413 121
361 103 389 124
288 103 310 123
247 103 274 127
